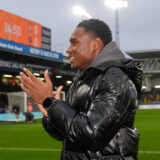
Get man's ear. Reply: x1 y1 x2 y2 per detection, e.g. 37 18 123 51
93 38 104 54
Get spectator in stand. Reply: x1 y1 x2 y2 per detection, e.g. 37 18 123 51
0 107 4 113
4 106 9 113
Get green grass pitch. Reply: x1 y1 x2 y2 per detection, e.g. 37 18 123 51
0 109 160 160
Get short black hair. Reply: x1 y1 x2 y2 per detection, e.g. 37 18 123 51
77 19 112 46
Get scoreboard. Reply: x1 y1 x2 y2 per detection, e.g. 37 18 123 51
0 9 42 48
0 9 51 50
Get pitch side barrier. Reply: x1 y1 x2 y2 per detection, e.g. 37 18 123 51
139 104 160 109
0 112 43 122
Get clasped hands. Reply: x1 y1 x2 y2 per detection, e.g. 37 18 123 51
19 68 63 117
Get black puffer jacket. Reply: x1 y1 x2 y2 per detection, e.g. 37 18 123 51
42 42 143 160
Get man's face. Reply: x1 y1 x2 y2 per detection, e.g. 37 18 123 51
66 27 98 71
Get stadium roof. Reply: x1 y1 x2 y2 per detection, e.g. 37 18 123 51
127 49 160 59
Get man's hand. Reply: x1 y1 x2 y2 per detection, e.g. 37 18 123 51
37 86 63 117
37 103 48 117
55 85 63 100
20 68 53 104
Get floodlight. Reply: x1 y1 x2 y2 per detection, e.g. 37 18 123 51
104 0 128 47
105 0 128 9
72 6 92 19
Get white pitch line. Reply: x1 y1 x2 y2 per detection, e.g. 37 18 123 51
139 151 160 154
0 148 160 154
0 147 61 152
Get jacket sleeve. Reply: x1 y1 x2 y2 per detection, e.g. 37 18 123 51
42 116 64 141
45 67 137 150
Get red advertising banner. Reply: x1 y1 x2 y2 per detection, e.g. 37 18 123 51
0 9 42 48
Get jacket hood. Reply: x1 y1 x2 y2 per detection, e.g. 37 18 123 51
89 41 143 96
90 41 132 67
